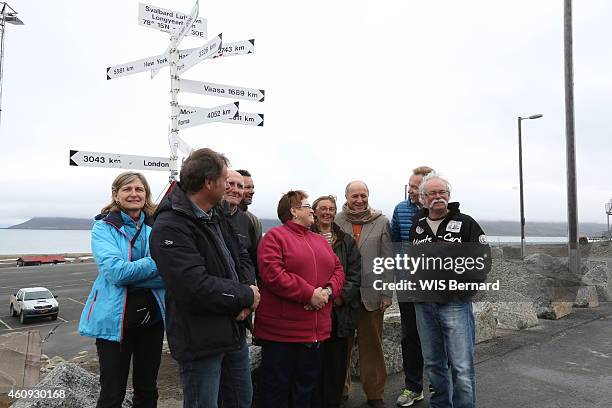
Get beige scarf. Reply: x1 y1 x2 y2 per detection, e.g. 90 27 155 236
342 202 382 224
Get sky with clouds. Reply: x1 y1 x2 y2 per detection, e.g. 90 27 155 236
1 0 610 227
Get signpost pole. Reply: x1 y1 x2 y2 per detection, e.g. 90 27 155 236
169 39 180 182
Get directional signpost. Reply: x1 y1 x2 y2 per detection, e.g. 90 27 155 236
214 39 255 58
176 33 222 74
72 1 264 180
178 102 239 129
151 0 200 79
179 79 264 102
107 52 170 80
69 150 171 171
138 3 207 38
223 112 264 127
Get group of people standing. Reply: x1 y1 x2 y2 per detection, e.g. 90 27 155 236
78 147 490 408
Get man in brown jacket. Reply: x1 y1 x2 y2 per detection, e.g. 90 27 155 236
335 180 394 408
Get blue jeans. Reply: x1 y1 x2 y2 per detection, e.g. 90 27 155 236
415 302 475 408
179 338 252 408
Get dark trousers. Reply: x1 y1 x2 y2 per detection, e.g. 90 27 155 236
312 336 348 408
96 321 164 408
399 302 424 393
260 341 323 408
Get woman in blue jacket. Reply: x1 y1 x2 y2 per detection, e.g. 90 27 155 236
79 172 165 408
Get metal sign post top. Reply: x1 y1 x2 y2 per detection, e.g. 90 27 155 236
75 0 264 182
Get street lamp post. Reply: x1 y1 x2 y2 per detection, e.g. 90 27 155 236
518 113 543 258
606 199 612 241
0 2 24 128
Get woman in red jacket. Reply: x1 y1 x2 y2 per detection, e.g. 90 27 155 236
255 190 345 408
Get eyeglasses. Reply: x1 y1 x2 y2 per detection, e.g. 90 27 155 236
317 206 336 213
295 204 312 210
424 190 449 197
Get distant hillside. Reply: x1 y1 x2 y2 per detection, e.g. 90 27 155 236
8 217 93 230
261 218 281 232
480 221 608 237
8 217 281 231
7 217 607 237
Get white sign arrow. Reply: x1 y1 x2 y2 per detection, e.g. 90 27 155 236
174 135 195 155
107 53 171 80
177 33 222 75
107 47 207 80
213 39 255 59
151 0 200 78
179 79 265 102
138 3 207 39
177 101 239 129
69 150 171 171
170 0 199 47
222 112 264 127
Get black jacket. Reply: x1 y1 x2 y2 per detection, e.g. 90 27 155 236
311 223 362 338
407 202 491 302
226 205 259 280
150 183 255 362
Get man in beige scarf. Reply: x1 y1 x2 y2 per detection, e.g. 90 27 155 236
335 180 394 408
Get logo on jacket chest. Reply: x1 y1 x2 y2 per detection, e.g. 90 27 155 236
446 220 462 233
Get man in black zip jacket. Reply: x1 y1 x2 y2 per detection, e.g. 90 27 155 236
407 174 490 408
150 148 260 408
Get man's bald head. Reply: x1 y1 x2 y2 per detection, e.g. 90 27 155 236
345 180 369 212
345 180 369 197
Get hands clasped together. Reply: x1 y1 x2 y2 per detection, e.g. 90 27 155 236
304 287 333 311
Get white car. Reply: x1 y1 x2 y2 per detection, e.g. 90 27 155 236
9 287 59 324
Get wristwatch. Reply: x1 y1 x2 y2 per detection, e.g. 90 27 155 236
324 286 333 299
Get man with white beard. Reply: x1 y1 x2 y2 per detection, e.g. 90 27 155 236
408 173 490 408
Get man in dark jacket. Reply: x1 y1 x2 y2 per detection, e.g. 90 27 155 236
237 169 263 245
408 174 490 408
150 148 260 408
391 165 433 407
224 169 259 278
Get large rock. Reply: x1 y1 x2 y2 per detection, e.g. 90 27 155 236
501 246 522 260
490 247 504 259
486 291 539 330
574 286 599 308
539 301 573 320
581 260 612 301
495 302 538 329
250 346 262 408
381 314 403 375
474 302 497 343
482 254 580 319
0 331 42 394
12 363 133 408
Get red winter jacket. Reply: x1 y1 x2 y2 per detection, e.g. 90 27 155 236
254 221 345 343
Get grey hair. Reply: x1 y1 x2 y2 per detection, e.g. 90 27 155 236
344 180 369 198
419 172 452 196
